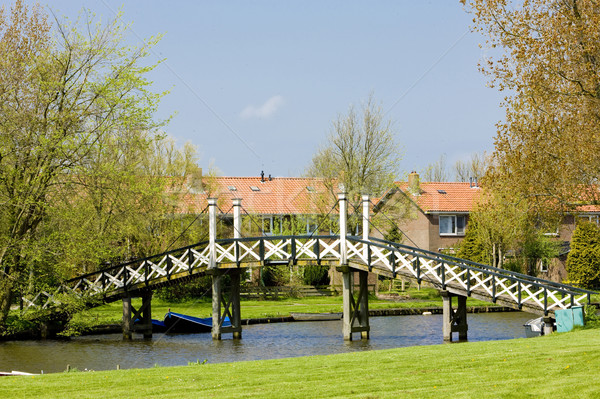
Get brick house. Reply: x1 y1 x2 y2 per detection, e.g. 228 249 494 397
372 172 600 283
372 172 482 253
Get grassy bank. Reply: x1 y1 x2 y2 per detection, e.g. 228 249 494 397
66 288 495 333
2 328 599 398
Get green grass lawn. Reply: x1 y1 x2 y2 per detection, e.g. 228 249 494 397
66 288 494 333
2 328 599 398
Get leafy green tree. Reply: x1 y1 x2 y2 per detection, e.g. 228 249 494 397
383 223 403 244
0 1 175 325
465 0 600 214
566 222 600 289
456 219 487 264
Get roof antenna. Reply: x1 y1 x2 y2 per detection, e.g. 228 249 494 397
269 174 272 181
261 170 265 182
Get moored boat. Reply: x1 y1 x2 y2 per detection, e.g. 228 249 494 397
0 370 37 376
290 312 343 321
524 316 545 338
141 312 231 333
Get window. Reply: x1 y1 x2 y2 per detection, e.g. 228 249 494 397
439 215 466 236
262 215 273 235
538 258 549 273
250 186 260 192
578 215 600 225
306 216 318 234
228 186 237 191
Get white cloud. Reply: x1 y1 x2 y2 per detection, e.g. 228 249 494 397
240 95 284 119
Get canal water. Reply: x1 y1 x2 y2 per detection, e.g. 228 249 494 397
0 312 534 374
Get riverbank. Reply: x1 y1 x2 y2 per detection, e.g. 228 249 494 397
1 328 598 398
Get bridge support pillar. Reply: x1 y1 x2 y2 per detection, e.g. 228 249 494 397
122 291 152 340
441 291 467 342
210 268 242 340
339 266 370 341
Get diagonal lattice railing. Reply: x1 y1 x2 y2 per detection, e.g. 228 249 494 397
23 235 595 316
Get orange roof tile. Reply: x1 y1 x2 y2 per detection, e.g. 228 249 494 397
175 176 334 215
391 182 482 213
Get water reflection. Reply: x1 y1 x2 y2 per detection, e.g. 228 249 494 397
0 312 532 374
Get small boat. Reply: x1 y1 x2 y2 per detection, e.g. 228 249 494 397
0 371 37 376
139 312 230 334
524 317 545 338
290 312 343 321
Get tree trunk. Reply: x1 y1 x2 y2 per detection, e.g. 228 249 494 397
0 277 13 326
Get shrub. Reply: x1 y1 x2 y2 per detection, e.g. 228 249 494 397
566 222 600 289
302 265 330 286
155 276 213 302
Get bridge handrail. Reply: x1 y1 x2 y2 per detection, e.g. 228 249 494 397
65 235 340 285
30 233 593 317
65 239 211 284
366 236 597 296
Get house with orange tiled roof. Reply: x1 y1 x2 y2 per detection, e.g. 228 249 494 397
173 172 337 236
373 172 600 283
373 171 482 253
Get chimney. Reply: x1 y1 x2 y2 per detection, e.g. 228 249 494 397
408 171 420 194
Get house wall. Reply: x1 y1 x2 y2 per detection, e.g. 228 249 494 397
538 214 575 283
394 211 431 250
427 214 469 253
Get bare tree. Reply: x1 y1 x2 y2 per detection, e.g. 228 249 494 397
454 152 490 183
421 154 449 182
307 95 402 213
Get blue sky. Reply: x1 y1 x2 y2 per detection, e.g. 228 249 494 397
28 1 505 178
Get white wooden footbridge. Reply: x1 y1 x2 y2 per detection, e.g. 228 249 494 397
23 195 595 341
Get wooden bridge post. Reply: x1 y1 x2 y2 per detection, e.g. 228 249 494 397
441 291 468 342
339 193 370 340
122 292 153 340
122 296 133 340
139 292 153 339
362 195 370 240
210 268 243 340
208 198 217 270
342 267 353 340
211 270 223 340
338 193 347 265
232 198 243 339
357 269 370 339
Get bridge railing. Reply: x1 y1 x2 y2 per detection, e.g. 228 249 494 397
22 240 213 312
346 236 595 314
21 235 344 312
22 234 596 316
215 235 342 265
368 237 593 296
